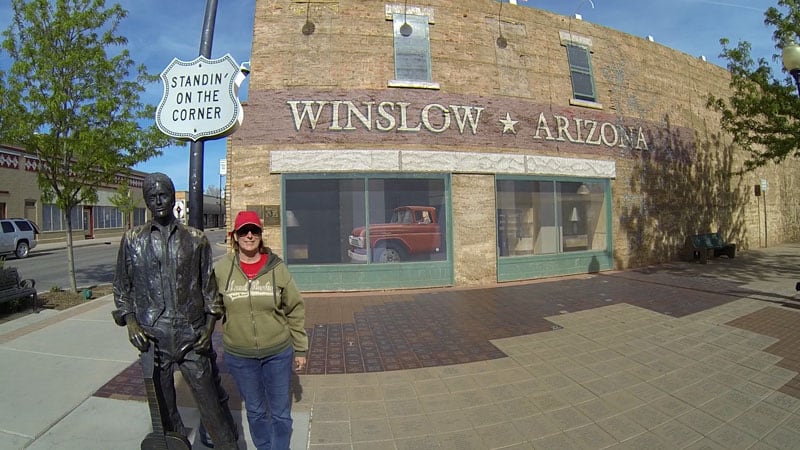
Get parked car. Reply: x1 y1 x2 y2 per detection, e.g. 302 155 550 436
347 206 441 263
0 218 39 259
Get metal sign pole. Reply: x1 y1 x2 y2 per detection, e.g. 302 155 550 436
188 0 219 230
764 189 768 248
760 179 768 248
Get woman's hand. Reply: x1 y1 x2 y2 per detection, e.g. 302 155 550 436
294 356 307 372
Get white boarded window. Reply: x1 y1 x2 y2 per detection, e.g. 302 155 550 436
388 12 440 89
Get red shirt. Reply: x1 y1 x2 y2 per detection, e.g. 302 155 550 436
240 253 267 279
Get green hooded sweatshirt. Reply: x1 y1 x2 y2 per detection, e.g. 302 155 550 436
214 252 308 359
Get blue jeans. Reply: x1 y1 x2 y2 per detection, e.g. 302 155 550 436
224 347 294 450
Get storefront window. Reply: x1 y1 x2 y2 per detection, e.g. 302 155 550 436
284 175 447 265
41 203 82 232
496 179 607 257
133 207 147 226
93 206 123 229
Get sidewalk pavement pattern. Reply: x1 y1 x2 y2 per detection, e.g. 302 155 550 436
2 244 800 449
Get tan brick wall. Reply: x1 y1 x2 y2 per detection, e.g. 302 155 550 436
227 144 283 251
0 164 39 219
452 174 497 286
228 0 800 284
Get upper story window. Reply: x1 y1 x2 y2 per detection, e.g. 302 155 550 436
560 31 602 109
386 4 440 89
567 44 595 101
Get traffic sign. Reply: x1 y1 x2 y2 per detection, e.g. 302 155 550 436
173 200 186 220
156 54 244 141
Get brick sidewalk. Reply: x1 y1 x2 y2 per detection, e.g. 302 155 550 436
89 245 800 449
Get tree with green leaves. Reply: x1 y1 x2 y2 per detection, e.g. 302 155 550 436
109 180 139 230
707 0 800 173
0 0 172 292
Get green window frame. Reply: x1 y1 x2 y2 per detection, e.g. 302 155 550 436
495 176 613 282
282 173 453 291
566 43 597 103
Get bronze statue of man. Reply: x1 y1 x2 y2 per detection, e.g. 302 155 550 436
112 172 238 449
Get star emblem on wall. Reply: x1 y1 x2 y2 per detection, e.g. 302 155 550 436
499 112 518 134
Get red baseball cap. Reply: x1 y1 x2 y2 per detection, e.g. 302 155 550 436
233 211 262 232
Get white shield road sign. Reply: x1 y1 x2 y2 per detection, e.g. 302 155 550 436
173 200 186 220
156 54 244 141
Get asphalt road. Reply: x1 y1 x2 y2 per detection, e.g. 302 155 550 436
4 228 229 293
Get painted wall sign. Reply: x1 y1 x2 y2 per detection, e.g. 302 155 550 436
156 54 245 141
234 90 696 162
285 100 649 150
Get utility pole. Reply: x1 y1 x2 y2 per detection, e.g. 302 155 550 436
188 0 219 230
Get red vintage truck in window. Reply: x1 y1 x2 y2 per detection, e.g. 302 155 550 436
347 206 442 262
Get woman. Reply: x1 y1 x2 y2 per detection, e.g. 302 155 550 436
214 210 308 450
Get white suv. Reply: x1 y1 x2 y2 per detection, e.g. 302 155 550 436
0 218 39 259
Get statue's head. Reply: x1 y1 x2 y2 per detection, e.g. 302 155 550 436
142 172 176 223
143 172 175 197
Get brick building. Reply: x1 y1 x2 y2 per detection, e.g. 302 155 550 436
226 0 800 291
175 191 226 229
0 144 150 244
0 143 228 246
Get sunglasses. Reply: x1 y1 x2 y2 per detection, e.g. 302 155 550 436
235 225 262 237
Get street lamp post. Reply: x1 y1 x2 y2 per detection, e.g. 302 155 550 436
782 41 800 96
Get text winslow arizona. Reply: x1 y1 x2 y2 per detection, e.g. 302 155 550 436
286 99 650 150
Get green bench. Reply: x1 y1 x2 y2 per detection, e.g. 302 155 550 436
686 232 736 263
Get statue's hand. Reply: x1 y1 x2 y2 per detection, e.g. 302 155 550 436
194 329 212 355
193 317 216 355
126 318 150 352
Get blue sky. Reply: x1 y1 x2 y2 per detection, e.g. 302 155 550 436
0 0 779 191
0 0 257 192
526 0 774 64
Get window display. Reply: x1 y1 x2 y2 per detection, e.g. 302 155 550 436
496 179 607 257
348 205 442 263
284 176 447 265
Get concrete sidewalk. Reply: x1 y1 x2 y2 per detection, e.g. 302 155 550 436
1 244 800 449
0 227 301 450
0 295 298 450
